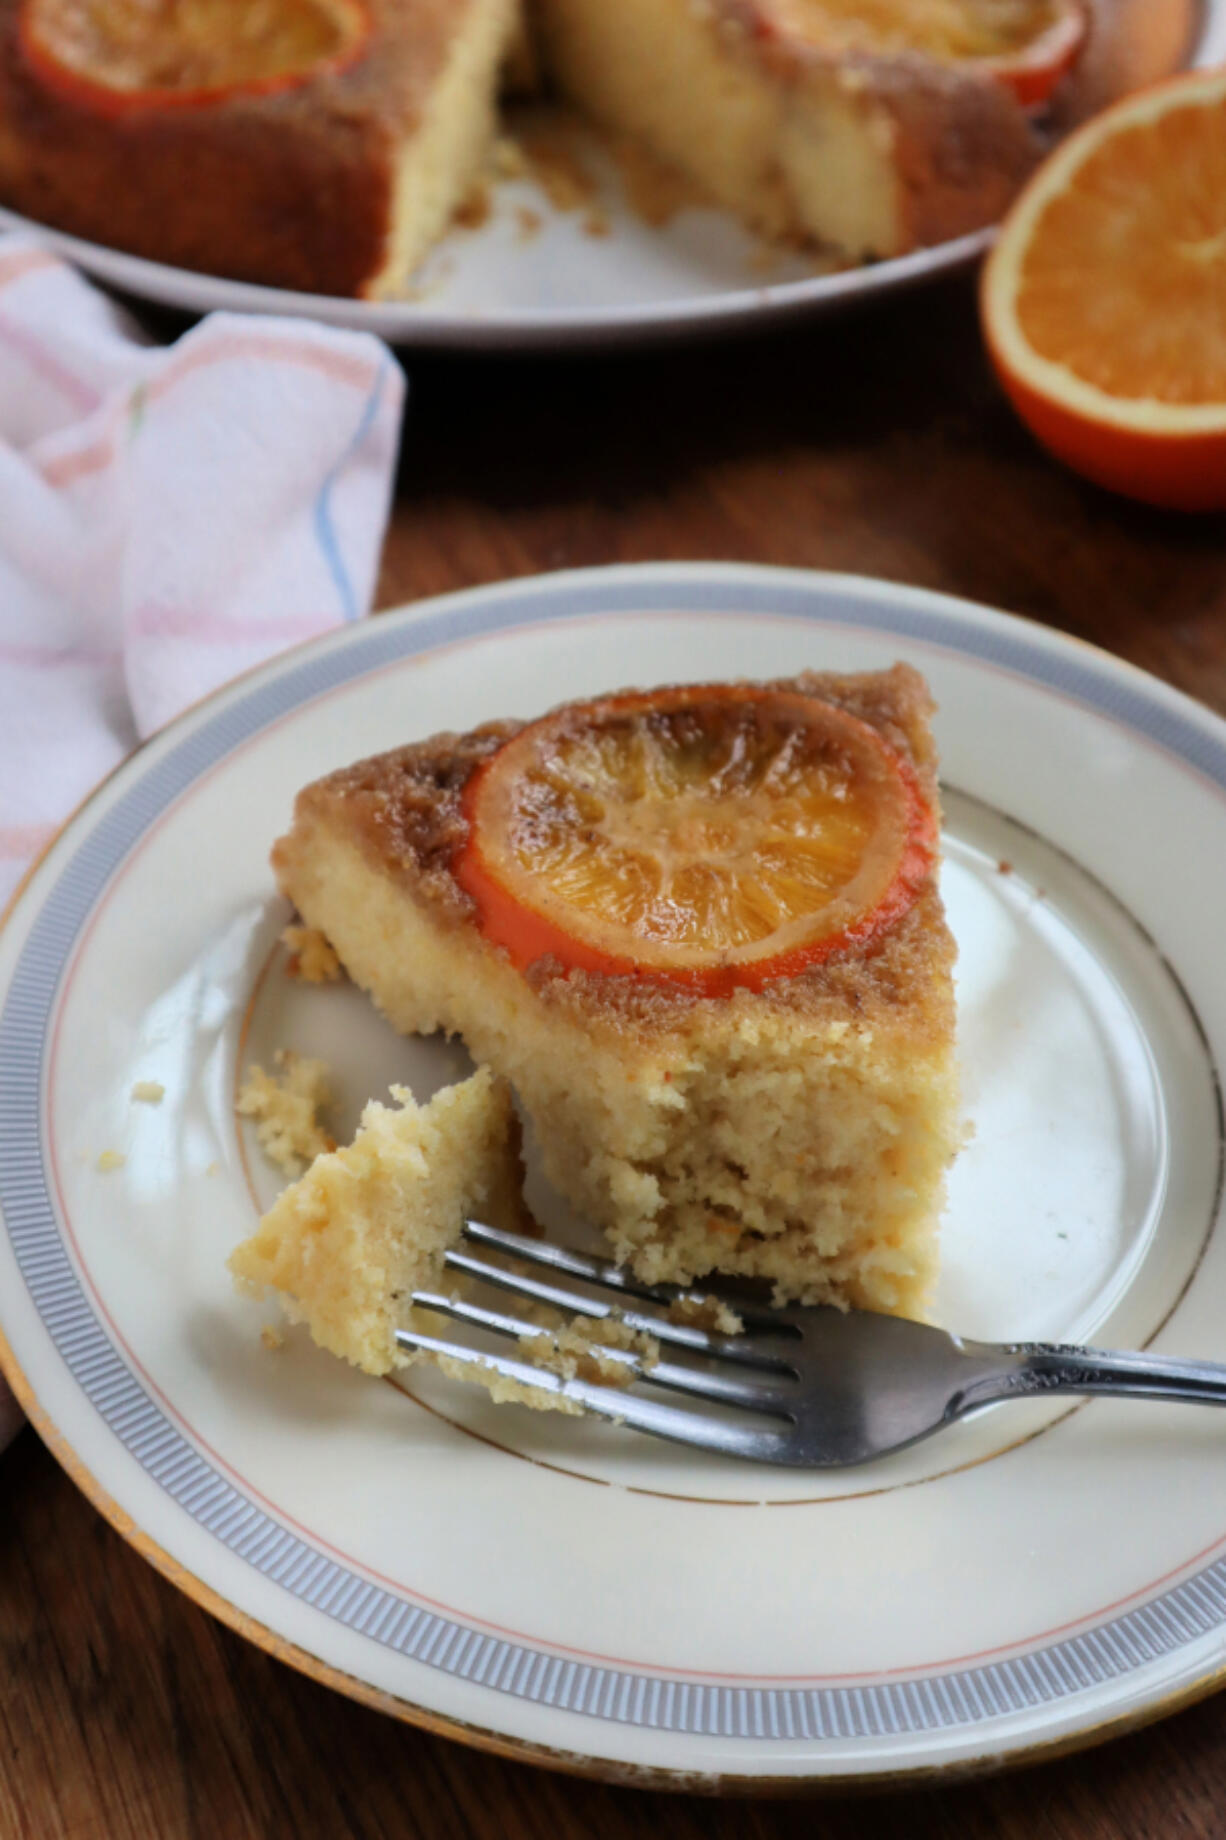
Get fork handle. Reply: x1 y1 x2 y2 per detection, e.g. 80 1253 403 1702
965 1343 1226 1411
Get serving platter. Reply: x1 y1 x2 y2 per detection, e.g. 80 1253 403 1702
0 0 1218 349
3 563 1226 1787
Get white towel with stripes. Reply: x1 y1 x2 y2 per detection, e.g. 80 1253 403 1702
0 236 405 1450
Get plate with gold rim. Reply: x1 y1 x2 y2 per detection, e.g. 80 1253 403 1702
3 561 1226 1787
0 0 1219 349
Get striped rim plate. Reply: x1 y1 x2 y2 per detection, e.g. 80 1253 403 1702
3 563 1226 1787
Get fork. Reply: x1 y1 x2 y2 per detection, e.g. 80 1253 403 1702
395 1220 1226 1468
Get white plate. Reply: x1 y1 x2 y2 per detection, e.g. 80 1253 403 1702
4 563 1226 1789
1 0 1222 350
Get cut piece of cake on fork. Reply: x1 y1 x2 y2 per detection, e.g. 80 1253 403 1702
230 1067 527 1374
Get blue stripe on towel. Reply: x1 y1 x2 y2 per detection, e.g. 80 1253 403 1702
313 354 390 623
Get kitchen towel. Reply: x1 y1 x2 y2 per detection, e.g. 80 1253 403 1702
0 235 406 1450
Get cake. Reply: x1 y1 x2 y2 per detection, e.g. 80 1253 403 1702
0 0 520 297
236 1050 334 1177
229 1066 527 1373
529 0 1073 261
0 0 1083 293
270 666 961 1317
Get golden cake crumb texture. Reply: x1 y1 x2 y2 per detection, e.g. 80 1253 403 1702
236 1051 334 1177
520 1311 660 1387
229 1067 526 1377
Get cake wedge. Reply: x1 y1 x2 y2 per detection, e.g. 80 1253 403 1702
0 0 520 297
529 0 1080 263
271 666 961 1317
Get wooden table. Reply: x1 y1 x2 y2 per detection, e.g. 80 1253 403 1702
5 271 1226 1839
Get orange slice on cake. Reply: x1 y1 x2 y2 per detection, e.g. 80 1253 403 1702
21 0 370 112
982 68 1226 510
756 0 1086 109
454 683 937 995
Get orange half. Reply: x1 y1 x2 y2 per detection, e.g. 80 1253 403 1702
982 68 1226 510
455 684 936 996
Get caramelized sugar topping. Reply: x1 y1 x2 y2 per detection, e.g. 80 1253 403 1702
456 684 936 993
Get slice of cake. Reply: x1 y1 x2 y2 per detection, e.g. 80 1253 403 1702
270 666 960 1318
0 0 519 297
529 0 1077 260
229 1066 526 1373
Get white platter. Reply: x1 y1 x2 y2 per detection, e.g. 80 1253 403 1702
3 562 1226 1788
1 0 1222 350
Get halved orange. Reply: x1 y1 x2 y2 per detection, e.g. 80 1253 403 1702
454 684 936 996
982 67 1226 511
21 0 370 114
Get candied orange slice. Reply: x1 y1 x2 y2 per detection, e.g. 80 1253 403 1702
982 68 1226 510
751 0 1085 108
455 684 936 995
21 0 369 112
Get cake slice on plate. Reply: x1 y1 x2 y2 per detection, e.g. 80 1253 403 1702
270 665 961 1318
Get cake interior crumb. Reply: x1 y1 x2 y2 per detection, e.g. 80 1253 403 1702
130 1080 165 1105
96 1149 126 1173
519 1311 660 1388
436 1352 586 1416
260 1324 284 1352
236 1050 334 1177
281 923 342 984
666 1295 744 1336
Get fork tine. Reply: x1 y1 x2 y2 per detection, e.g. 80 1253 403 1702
444 1245 795 1375
393 1325 793 1462
411 1288 797 1411
463 1219 786 1334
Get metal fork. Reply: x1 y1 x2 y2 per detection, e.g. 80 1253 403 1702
395 1220 1226 1468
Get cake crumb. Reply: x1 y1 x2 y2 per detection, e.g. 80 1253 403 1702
96 1150 126 1173
606 128 701 227
491 134 528 179
583 206 611 238
436 1353 585 1415
130 1080 165 1105
515 120 595 211
666 1295 744 1336
281 924 342 984
260 1324 284 1352
205 1161 221 1178
236 1051 334 1177
997 859 1014 877
521 1312 659 1387
454 179 492 230
514 205 543 243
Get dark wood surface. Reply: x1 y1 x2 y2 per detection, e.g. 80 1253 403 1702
5 271 1226 1839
